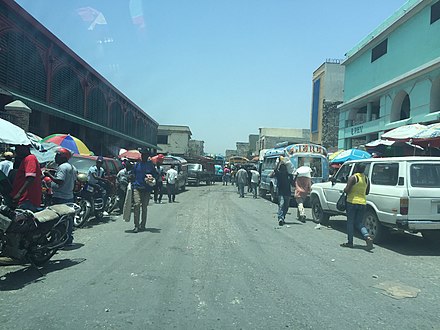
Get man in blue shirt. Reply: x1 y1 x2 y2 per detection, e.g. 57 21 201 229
130 148 157 232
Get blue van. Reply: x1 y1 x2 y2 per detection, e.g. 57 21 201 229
259 143 329 202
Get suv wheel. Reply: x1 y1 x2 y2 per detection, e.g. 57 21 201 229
363 208 388 243
311 196 329 225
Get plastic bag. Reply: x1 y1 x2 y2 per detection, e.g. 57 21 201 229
122 183 133 222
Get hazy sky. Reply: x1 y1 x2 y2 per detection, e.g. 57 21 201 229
16 0 407 154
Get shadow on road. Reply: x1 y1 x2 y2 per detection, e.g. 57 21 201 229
124 227 161 234
0 258 86 291
329 219 440 256
83 215 118 229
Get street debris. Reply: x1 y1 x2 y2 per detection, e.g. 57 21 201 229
373 281 421 299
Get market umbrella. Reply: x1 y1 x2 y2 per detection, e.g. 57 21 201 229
41 134 91 155
381 124 427 140
330 149 372 164
0 118 31 145
119 149 141 160
328 149 345 161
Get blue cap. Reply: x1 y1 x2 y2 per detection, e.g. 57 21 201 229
97 156 104 162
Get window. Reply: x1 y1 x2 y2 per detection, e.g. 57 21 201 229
371 39 387 62
106 160 118 175
371 163 399 186
411 164 440 187
157 135 168 144
334 163 354 183
431 1 440 24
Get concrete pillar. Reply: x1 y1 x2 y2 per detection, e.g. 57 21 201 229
4 100 32 131
367 102 373 122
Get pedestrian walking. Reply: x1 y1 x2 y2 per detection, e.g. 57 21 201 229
294 166 312 223
44 148 77 245
250 167 260 199
222 166 230 185
116 160 132 213
340 163 374 250
154 163 164 203
236 166 248 198
166 164 178 203
270 157 294 226
10 144 42 212
130 148 157 232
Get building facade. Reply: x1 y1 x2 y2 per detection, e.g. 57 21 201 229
310 60 344 150
0 0 158 156
338 0 440 149
157 125 192 156
188 139 205 157
258 127 310 153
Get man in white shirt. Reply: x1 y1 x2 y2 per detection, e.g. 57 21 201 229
0 151 13 176
250 167 260 199
165 164 178 203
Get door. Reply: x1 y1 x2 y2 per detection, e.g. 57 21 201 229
323 162 354 212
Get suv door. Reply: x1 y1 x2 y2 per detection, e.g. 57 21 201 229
323 162 354 212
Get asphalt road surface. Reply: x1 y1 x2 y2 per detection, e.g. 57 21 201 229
1 184 440 329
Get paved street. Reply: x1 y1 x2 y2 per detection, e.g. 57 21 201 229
1 183 440 330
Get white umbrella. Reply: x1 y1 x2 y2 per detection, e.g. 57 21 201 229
381 124 427 140
294 166 313 178
0 117 31 145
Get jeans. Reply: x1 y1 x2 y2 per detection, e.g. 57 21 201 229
17 200 41 212
278 195 291 221
346 202 369 244
154 182 163 203
133 188 150 229
251 182 258 198
52 197 75 244
237 183 245 197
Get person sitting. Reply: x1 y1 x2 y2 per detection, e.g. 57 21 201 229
87 156 110 214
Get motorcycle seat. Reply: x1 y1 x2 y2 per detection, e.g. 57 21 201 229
47 204 76 217
34 208 60 223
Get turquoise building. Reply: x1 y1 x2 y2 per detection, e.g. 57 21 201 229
338 0 440 149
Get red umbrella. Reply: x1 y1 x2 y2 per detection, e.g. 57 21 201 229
119 149 141 160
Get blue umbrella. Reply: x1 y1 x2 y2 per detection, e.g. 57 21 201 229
330 149 371 164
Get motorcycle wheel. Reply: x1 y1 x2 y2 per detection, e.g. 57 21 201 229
107 196 118 214
74 199 91 227
28 224 65 266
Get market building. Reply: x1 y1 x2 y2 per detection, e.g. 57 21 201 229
338 0 440 149
0 0 158 156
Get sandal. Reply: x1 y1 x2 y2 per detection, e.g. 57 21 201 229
340 242 353 248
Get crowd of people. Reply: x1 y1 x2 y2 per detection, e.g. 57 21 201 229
0 145 186 242
220 157 373 250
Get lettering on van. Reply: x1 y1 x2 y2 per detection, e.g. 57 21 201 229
351 125 363 136
287 144 325 155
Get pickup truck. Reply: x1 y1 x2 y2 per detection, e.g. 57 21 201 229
187 163 214 186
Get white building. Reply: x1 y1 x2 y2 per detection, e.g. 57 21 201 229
157 125 192 156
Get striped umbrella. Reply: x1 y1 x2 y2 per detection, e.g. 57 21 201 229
41 134 91 155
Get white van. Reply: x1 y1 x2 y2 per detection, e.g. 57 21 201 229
310 157 440 243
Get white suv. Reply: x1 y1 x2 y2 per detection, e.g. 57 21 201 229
310 157 440 243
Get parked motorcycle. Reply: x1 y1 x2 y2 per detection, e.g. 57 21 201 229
73 174 117 227
0 203 79 266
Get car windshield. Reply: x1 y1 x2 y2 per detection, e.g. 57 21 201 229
188 164 202 171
